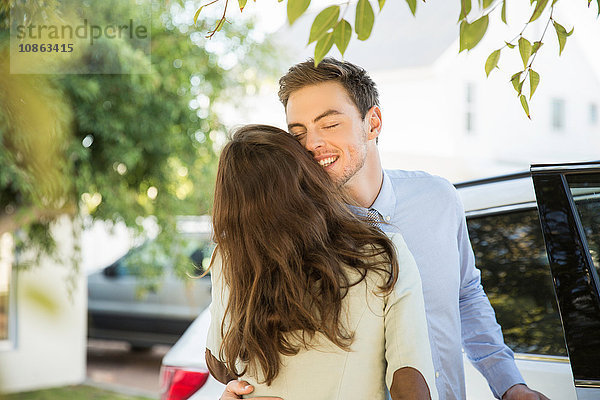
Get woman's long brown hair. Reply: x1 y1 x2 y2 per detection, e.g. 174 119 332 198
212 124 399 385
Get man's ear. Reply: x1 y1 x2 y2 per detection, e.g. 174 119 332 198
366 106 382 141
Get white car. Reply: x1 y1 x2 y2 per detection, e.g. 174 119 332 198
160 162 600 400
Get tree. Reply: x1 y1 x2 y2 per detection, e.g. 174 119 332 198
194 0 599 118
0 0 281 282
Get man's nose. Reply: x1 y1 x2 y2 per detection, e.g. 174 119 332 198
304 129 325 152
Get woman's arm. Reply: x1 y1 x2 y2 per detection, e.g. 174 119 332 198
205 249 237 384
205 348 237 385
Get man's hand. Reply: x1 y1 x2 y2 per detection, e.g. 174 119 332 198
502 384 550 400
220 379 283 400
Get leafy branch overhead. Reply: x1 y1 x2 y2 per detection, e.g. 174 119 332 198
477 0 574 119
194 0 597 119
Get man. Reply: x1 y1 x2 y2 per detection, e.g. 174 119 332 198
220 58 549 400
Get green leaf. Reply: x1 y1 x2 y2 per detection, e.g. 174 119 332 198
333 19 352 56
314 31 335 66
355 0 375 41
215 18 225 32
505 41 515 49
597 0 600 16
459 15 489 52
532 40 543 54
529 70 540 99
378 0 386 11
510 71 522 93
308 6 340 44
553 21 572 55
483 0 493 8
193 6 204 26
288 0 311 25
529 0 549 22
485 49 501 77
238 0 247 11
405 0 417 15
459 0 472 20
520 95 531 119
501 0 507 24
518 37 532 68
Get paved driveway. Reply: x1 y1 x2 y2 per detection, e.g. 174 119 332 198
86 339 170 398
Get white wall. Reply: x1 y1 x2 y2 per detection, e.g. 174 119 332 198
0 217 86 394
375 1 600 181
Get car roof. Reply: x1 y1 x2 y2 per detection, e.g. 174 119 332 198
176 215 212 235
454 172 536 214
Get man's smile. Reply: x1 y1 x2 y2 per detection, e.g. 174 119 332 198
317 155 339 168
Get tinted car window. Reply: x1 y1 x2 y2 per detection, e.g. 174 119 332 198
568 181 600 278
467 208 567 356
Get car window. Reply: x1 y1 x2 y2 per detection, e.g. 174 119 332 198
183 238 216 277
567 177 600 279
120 241 170 277
117 236 215 278
467 208 567 356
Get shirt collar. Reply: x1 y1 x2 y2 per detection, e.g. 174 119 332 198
370 170 397 222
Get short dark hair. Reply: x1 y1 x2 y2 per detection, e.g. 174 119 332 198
278 58 379 119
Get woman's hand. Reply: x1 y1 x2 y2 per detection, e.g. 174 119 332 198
220 380 283 400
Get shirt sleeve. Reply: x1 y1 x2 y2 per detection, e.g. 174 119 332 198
206 249 227 361
385 234 439 400
454 190 525 398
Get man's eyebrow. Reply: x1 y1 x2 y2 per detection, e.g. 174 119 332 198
313 109 342 123
287 109 342 130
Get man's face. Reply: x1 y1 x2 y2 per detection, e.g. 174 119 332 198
285 81 372 187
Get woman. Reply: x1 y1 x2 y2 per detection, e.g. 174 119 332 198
206 125 437 400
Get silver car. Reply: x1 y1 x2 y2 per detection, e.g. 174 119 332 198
88 217 214 350
160 162 600 399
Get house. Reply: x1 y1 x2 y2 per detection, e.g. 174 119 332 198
236 0 600 182
0 219 86 394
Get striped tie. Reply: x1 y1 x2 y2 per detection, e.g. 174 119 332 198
366 208 383 228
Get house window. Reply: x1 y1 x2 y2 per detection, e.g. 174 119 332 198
590 103 597 125
551 98 565 131
0 233 14 348
465 83 475 134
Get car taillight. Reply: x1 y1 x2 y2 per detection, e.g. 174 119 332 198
160 365 210 400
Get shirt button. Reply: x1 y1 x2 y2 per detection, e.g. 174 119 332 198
385 216 391 221
435 371 440 378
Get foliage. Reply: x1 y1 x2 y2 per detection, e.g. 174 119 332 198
194 0 598 118
0 0 281 283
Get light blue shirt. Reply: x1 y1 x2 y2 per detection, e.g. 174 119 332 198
370 170 524 400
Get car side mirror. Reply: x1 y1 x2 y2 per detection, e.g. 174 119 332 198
103 263 120 278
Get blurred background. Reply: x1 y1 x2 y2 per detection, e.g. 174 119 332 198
0 0 598 398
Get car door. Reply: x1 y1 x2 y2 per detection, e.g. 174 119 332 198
459 175 575 399
531 161 600 400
